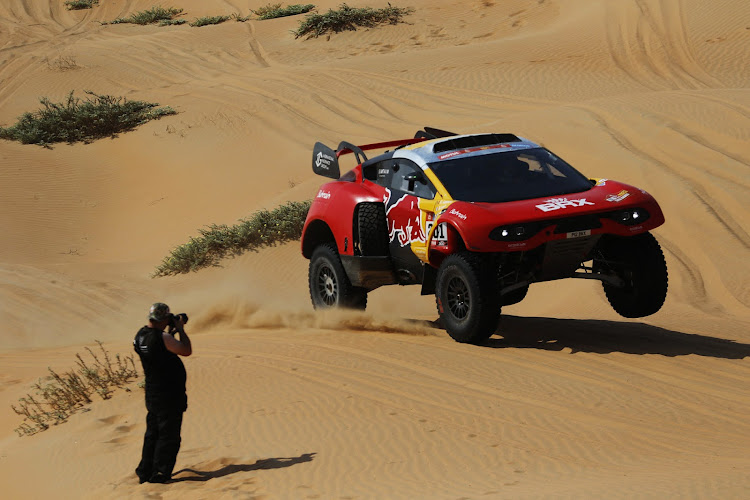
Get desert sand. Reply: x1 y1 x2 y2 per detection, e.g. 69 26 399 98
1 0 749 498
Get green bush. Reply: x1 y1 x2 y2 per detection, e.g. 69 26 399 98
0 91 176 146
293 3 413 39
11 341 139 436
108 6 184 25
65 0 99 9
232 12 252 22
254 3 316 20
190 15 231 27
154 200 312 276
159 19 187 26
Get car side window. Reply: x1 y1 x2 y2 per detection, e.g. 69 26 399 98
366 159 394 188
391 159 436 199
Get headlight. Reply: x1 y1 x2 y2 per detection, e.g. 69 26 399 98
489 222 543 241
605 208 650 226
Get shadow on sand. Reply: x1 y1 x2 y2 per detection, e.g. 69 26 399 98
481 315 750 359
170 453 316 483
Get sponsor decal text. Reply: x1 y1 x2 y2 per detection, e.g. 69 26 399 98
315 151 335 170
535 197 595 212
606 190 630 203
449 208 467 220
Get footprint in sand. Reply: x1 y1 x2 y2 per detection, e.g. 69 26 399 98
104 436 130 445
98 414 126 425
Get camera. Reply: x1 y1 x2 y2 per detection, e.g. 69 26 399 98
168 312 189 328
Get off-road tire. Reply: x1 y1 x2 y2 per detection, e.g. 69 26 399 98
435 253 501 344
501 285 529 306
309 243 368 310
357 203 389 256
597 232 668 318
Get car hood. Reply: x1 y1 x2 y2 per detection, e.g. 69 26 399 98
439 180 662 226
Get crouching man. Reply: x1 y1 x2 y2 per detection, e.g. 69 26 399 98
134 302 192 484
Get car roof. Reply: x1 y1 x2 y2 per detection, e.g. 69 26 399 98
391 133 540 168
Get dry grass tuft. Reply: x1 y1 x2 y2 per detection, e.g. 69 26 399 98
11 341 139 436
65 0 99 10
107 6 184 25
293 3 413 39
254 3 316 20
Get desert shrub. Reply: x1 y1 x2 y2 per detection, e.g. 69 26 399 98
108 6 184 25
160 19 187 26
293 3 413 39
190 15 231 27
232 12 252 22
65 0 98 9
44 55 79 71
0 91 176 146
254 3 315 20
154 199 312 276
11 341 139 436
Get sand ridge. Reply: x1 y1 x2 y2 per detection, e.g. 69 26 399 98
1 0 749 498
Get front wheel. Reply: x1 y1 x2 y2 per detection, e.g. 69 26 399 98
309 243 367 310
435 253 501 344
595 232 668 318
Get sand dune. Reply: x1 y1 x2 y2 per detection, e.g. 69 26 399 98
1 0 749 498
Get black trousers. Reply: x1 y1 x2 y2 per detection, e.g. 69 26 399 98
136 408 184 482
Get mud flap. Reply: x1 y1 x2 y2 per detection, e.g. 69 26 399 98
420 264 437 295
340 255 396 289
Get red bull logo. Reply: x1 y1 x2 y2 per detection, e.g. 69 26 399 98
386 193 426 247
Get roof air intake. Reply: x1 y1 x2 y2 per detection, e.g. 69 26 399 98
432 133 521 154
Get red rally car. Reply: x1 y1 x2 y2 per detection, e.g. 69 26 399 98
301 128 668 344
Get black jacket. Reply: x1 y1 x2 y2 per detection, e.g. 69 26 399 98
134 326 187 412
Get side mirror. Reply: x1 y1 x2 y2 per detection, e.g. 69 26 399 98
405 171 426 191
405 172 426 184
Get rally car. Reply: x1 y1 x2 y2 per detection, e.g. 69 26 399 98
301 128 668 344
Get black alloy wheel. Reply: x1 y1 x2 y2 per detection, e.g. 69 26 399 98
435 252 501 344
309 243 368 310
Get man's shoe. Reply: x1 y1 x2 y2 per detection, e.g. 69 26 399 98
136 468 151 484
148 472 169 484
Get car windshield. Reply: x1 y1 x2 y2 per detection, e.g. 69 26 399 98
429 147 593 203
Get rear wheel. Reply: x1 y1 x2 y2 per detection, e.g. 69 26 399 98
595 232 668 318
357 203 389 256
309 243 367 310
435 253 501 344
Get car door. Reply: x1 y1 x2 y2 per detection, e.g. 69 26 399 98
383 159 437 283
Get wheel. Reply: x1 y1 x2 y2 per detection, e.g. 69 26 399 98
357 203 389 256
595 232 668 318
309 243 367 310
435 253 501 344
501 285 529 306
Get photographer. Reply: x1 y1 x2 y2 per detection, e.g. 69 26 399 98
133 302 192 484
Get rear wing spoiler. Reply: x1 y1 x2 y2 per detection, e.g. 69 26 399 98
312 127 457 179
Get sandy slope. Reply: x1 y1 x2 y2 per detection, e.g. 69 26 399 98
1 0 749 498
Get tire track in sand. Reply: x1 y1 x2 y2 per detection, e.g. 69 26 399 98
574 105 750 310
605 0 724 90
577 105 750 252
244 21 271 68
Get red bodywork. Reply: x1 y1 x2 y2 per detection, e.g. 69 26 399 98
301 134 665 292
303 167 663 256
